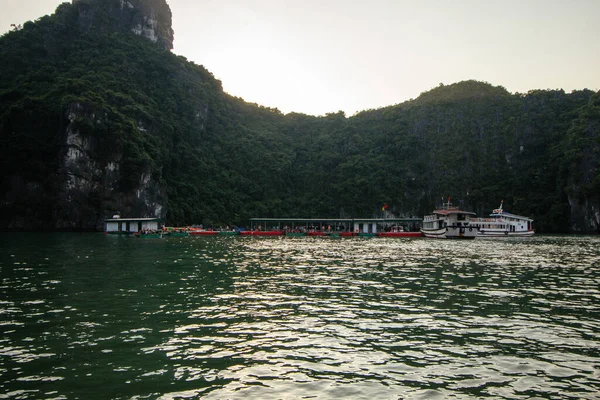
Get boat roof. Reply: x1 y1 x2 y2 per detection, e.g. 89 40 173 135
490 211 533 221
429 202 476 216
433 209 476 216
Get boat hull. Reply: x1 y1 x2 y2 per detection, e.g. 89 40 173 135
421 226 477 239
478 230 535 237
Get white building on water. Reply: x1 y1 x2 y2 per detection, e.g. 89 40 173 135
104 217 162 234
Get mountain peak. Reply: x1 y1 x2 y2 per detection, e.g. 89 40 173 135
72 0 174 50
415 80 511 104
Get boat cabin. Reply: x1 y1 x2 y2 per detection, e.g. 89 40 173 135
471 201 535 237
420 202 478 239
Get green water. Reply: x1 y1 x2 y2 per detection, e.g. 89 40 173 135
1 233 599 399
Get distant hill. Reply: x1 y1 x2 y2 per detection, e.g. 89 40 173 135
0 0 598 233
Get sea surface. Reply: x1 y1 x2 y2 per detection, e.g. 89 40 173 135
0 233 599 399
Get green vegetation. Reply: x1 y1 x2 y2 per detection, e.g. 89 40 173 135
0 1 598 232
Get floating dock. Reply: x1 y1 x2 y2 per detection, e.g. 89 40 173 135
248 217 423 237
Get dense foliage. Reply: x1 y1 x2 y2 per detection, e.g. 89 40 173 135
0 2 598 232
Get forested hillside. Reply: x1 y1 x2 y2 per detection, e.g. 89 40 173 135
1 0 598 233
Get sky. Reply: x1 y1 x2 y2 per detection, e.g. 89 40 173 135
2 0 599 116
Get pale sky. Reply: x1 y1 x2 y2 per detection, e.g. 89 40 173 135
2 0 599 116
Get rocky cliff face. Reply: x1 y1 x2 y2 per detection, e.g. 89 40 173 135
564 93 600 233
568 196 600 233
0 0 180 230
73 0 174 51
54 103 165 230
41 0 173 230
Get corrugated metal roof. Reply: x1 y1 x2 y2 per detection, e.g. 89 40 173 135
105 218 162 222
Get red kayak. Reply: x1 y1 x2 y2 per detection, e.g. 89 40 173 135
189 231 218 236
339 232 357 237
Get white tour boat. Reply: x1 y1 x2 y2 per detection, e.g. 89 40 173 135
471 201 534 237
421 201 477 239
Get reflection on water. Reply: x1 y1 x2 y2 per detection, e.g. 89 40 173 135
0 234 599 399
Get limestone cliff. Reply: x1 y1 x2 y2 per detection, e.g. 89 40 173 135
565 93 600 233
55 102 165 230
72 0 174 51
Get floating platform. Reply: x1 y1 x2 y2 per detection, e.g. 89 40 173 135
129 230 423 239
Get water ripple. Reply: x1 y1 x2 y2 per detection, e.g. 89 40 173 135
0 234 599 399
